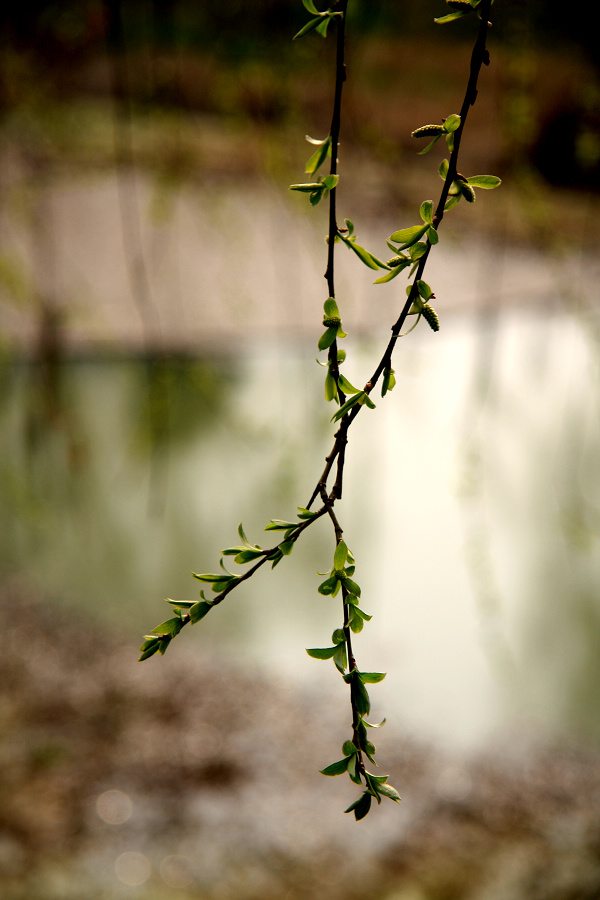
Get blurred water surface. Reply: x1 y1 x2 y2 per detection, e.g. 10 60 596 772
2 305 599 754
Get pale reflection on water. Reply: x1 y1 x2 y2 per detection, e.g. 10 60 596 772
1 308 599 752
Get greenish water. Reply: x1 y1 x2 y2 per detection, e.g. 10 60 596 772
1 309 600 752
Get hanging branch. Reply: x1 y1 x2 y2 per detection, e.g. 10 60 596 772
139 0 499 821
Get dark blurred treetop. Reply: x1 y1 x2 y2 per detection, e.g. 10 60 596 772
0 0 597 63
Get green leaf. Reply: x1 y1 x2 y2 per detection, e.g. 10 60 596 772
279 540 294 556
320 758 350 776
417 134 442 155
323 297 339 317
417 280 433 300
321 174 339 190
439 158 449 179
289 182 323 193
361 394 376 410
305 139 331 176
344 577 361 598
265 519 297 531
364 718 386 728
337 374 361 394
138 638 161 661
428 225 439 245
351 674 371 716
420 201 433 224
344 218 355 235
333 642 347 673
306 646 338 660
332 628 345 645
359 671 386 683
391 226 417 245
349 612 364 633
374 781 402 802
443 114 461 133
467 175 502 189
293 15 323 40
444 193 461 211
152 617 183 637
318 574 338 595
374 263 407 284
158 637 171 655
234 548 264 564
164 597 196 608
409 242 428 261
347 753 362 784
334 540 348 569
381 367 396 397
353 607 373 622
301 0 322 14
345 791 372 820
459 181 477 202
189 600 213 623
270 549 284 568
389 224 427 247
331 391 363 422
297 507 317 519
434 10 470 23
315 15 331 37
318 326 338 351
238 523 251 546
344 239 380 270
343 740 358 756
192 572 223 583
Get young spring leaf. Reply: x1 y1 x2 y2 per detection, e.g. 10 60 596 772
305 137 332 176
164 597 196 608
318 574 338 595
434 10 471 23
351 672 371 716
359 671 386 683
443 113 461 134
318 326 338 351
342 238 381 270
374 262 408 285
320 758 350 776
306 645 338 660
151 617 183 637
334 540 349 570
389 223 428 249
265 519 298 531
333 642 347 673
337 374 361 394
302 0 323 15
345 791 372 820
420 201 433 224
374 781 402 802
321 174 339 191
138 637 161 661
234 548 264 564
293 16 323 40
381 367 396 396
189 600 213 623
466 175 502 189
331 391 363 422
289 181 324 193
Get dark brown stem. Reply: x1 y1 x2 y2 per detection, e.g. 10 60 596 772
326 3 348 403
